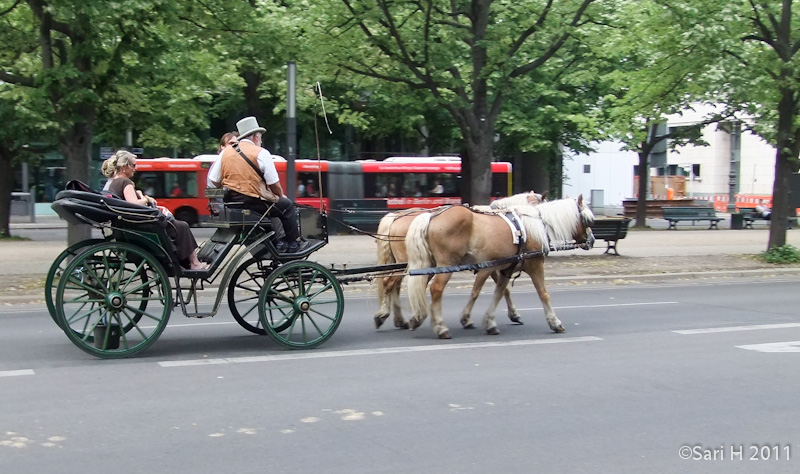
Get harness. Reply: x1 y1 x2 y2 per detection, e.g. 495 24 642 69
498 211 527 245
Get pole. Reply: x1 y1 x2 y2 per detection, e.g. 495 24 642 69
727 120 741 212
287 61 297 201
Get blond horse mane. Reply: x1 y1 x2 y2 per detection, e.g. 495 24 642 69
530 198 594 248
510 206 550 251
490 191 541 210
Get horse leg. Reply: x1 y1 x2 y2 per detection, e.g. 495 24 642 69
373 275 394 329
481 272 511 335
526 259 564 333
391 276 409 329
491 271 523 324
429 273 452 339
460 271 492 329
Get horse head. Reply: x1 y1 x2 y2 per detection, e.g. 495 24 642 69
575 195 595 250
525 196 595 250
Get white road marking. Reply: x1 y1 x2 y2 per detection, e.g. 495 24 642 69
736 341 800 353
519 301 679 311
0 369 35 377
158 336 603 367
673 323 800 335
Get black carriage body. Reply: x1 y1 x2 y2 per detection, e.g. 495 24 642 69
52 189 183 275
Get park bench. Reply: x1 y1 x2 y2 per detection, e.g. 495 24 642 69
590 217 631 255
739 207 768 229
739 206 795 229
662 206 722 230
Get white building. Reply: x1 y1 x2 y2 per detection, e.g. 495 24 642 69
563 106 777 213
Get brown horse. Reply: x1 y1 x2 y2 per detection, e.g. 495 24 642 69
405 197 595 339
374 192 542 330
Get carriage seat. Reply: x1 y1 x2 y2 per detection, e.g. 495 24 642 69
203 187 275 229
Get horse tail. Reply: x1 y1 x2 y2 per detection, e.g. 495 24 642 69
405 212 433 318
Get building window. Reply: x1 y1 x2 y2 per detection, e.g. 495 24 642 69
583 164 591 173
692 164 701 178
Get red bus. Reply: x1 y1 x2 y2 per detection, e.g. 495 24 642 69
134 156 512 228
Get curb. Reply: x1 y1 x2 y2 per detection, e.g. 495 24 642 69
4 266 799 307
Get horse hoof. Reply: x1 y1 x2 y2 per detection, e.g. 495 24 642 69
396 322 410 330
374 315 386 329
487 327 500 335
462 322 475 329
438 331 451 339
552 324 565 333
509 315 523 325
409 319 421 331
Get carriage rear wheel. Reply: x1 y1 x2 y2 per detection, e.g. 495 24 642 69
45 239 104 329
54 242 172 358
258 260 344 349
228 257 280 335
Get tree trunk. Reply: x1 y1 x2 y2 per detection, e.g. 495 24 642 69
62 121 94 246
242 69 264 119
767 87 799 249
461 123 494 206
0 147 13 238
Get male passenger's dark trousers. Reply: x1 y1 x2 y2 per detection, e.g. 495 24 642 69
226 191 299 242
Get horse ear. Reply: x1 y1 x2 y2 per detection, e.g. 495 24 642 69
541 190 549 201
577 194 583 206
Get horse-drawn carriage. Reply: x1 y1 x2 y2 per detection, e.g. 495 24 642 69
47 184 595 359
48 184 341 358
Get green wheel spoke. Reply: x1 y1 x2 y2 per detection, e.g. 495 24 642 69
307 282 335 299
55 242 171 359
259 261 343 349
307 308 337 323
123 302 164 325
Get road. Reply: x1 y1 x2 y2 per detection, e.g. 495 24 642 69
1 276 799 473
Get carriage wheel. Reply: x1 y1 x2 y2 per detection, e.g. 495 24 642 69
227 257 277 335
258 260 344 349
54 242 172 358
45 239 104 329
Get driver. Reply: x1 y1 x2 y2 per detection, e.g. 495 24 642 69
207 116 310 254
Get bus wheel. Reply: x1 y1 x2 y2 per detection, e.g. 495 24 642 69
174 208 198 226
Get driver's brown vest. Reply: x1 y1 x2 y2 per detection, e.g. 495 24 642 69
219 141 278 202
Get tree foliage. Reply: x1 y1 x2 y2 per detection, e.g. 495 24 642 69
311 0 600 205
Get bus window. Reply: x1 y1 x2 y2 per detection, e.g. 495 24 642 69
491 169 510 196
297 172 323 197
136 172 197 199
365 173 405 197
138 174 163 197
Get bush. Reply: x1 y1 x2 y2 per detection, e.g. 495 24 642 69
761 245 800 264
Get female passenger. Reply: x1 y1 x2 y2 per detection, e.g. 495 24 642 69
101 150 207 271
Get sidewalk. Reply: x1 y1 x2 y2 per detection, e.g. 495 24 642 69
2 215 800 304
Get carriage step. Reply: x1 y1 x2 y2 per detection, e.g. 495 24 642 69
181 268 212 278
185 312 214 318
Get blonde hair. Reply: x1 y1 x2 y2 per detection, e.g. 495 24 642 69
101 150 137 178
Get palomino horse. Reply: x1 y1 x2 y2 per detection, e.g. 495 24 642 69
374 192 542 330
405 197 595 339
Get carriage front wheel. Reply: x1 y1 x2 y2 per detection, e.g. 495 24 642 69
227 257 275 335
258 260 344 349
54 242 172 358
